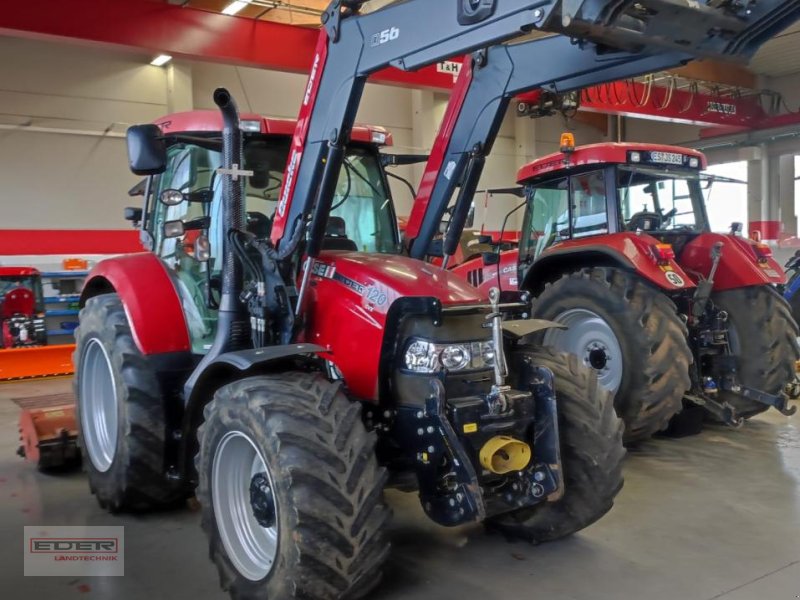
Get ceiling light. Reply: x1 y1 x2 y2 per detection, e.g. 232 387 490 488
150 54 173 67
221 1 249 15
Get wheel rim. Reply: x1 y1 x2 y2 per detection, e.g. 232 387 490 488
543 308 624 392
79 338 119 472
212 431 278 582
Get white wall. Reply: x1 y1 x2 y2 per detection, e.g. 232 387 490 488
0 37 167 229
0 34 715 235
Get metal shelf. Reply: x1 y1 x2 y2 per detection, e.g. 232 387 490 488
44 295 81 303
46 309 79 317
40 271 89 279
47 329 77 337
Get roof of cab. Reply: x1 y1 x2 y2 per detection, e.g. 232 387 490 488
0 266 40 277
516 142 707 183
153 110 393 146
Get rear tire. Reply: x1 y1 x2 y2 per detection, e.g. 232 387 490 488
712 286 800 419
531 267 692 443
73 293 184 512
486 347 625 543
196 373 390 600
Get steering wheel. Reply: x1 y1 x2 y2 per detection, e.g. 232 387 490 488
660 207 678 226
627 211 663 232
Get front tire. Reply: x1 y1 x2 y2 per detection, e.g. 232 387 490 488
73 293 184 512
486 347 625 543
712 286 800 419
531 267 692 443
196 373 390 600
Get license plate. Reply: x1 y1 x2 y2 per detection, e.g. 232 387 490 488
649 151 684 165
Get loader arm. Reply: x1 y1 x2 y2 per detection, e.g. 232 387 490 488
403 1 800 259
271 0 798 260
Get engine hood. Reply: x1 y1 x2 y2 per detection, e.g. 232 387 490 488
315 251 484 310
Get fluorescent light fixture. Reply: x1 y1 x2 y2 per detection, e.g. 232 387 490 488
150 54 172 67
222 0 249 15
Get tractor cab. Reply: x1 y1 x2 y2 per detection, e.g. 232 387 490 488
517 140 711 275
0 267 46 349
126 111 401 353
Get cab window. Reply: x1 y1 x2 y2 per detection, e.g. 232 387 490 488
520 177 569 261
570 170 608 237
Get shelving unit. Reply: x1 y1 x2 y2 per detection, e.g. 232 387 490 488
40 271 87 341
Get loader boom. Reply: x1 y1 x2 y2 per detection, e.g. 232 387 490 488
272 0 798 260
404 0 800 259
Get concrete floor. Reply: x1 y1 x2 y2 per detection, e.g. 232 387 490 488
1 378 799 600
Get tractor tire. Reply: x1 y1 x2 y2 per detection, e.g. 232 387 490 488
196 373 390 600
711 286 800 419
486 347 625 543
73 293 185 512
530 267 692 443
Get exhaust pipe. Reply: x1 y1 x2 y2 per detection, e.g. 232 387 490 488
479 436 531 475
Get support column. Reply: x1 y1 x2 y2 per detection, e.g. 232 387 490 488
411 89 437 182
779 154 796 238
514 113 537 166
747 146 785 241
166 62 193 113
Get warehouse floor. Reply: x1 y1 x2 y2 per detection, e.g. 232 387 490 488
1 379 799 600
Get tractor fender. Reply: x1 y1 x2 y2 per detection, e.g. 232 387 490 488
680 233 785 291
80 253 191 355
193 344 327 374
179 343 327 475
524 234 696 293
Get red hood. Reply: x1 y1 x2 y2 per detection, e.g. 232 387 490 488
318 251 484 308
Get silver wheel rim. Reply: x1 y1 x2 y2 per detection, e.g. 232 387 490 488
212 431 278 582
543 308 624 392
79 338 119 472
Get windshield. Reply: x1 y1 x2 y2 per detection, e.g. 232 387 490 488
520 177 569 261
0 276 39 296
150 137 399 264
0 275 43 311
617 166 707 232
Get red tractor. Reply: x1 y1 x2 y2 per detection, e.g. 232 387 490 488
453 140 799 436
71 0 797 597
0 267 47 349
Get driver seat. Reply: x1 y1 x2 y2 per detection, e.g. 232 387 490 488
627 211 661 232
322 216 358 251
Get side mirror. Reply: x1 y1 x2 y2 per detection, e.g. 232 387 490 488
164 216 211 239
482 252 500 266
124 206 143 226
127 124 166 176
160 189 213 206
730 222 743 235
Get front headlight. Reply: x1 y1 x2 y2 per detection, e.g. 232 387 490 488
402 339 495 374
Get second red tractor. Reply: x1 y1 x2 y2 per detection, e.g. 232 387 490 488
453 140 799 438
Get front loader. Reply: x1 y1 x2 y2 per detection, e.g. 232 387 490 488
73 1 800 598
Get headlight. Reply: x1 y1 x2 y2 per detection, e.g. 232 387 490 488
402 339 495 374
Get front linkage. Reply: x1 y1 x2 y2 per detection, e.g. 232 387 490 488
384 289 565 527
